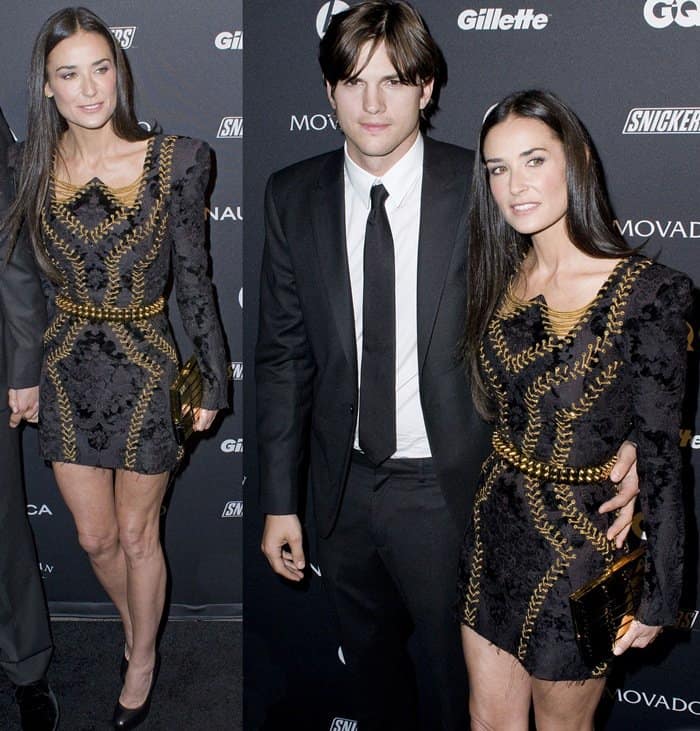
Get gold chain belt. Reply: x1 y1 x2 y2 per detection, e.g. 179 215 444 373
55 294 165 322
492 430 616 484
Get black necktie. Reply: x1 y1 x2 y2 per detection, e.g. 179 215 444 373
359 183 396 465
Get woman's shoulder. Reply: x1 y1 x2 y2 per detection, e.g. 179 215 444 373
153 134 212 180
158 134 211 160
623 255 693 313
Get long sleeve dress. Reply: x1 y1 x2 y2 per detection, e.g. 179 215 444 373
31 135 227 474
457 256 691 679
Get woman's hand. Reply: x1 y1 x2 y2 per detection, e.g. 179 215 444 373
612 618 662 656
194 408 218 432
599 440 640 548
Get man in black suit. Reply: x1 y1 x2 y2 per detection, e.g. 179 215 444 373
0 107 58 730
257 3 638 728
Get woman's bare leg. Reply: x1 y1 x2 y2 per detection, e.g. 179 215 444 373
461 626 531 730
114 469 170 708
52 462 133 652
532 676 606 731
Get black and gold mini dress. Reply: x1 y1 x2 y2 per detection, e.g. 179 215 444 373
37 135 227 474
457 256 690 680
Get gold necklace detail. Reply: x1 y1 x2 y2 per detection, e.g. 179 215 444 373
52 174 145 207
505 286 596 338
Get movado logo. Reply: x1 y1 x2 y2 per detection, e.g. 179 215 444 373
611 687 700 715
109 26 136 49
458 8 549 30
644 0 700 27
290 113 340 132
316 1 350 37
614 219 700 238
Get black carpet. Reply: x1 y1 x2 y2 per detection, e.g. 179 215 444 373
0 619 241 730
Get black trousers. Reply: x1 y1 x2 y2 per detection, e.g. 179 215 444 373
0 415 53 686
318 452 468 731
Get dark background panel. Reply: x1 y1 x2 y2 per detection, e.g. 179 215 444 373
0 0 242 616
243 2 700 729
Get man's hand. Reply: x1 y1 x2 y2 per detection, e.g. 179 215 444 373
599 440 640 548
261 514 306 582
8 387 39 428
612 619 662 656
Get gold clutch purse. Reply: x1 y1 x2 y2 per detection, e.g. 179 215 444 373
569 545 646 667
169 355 203 445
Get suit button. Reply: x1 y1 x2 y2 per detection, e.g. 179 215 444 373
349 405 354 414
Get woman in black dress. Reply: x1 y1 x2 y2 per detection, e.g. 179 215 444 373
457 90 690 730
5 8 228 729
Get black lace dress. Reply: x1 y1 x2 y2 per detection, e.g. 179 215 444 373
457 257 691 680
35 135 227 474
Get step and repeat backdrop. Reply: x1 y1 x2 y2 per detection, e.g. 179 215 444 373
1 0 242 617
243 1 699 729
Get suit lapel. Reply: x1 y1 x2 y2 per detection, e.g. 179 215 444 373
417 139 465 370
311 150 357 375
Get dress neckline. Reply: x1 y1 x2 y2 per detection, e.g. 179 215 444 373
51 135 156 208
504 258 629 339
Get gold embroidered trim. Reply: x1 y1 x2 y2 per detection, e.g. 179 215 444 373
45 321 83 462
138 322 179 366
41 210 90 303
462 457 501 626
43 311 69 345
553 483 615 559
517 476 575 661
102 136 176 307
112 324 162 470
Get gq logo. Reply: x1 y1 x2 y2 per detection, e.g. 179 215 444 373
109 26 136 49
644 0 700 27
316 1 350 37
215 31 243 50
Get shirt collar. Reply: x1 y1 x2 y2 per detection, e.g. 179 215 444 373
344 133 424 212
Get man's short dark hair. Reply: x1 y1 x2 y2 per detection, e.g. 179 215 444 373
319 1 447 128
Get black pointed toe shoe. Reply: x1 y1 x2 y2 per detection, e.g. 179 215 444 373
112 653 160 730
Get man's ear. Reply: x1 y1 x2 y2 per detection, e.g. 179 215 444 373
419 77 434 111
325 80 336 110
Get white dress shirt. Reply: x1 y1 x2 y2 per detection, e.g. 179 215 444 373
343 134 431 458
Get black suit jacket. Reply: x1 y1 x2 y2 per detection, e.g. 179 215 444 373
256 137 490 538
0 108 46 399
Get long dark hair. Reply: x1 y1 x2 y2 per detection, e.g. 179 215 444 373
319 0 447 130
3 6 150 277
463 89 632 420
